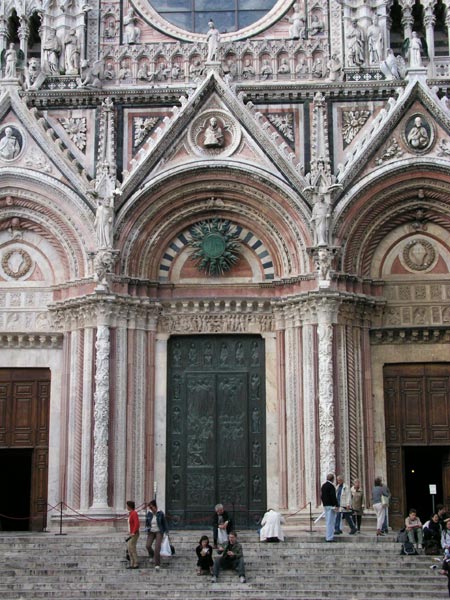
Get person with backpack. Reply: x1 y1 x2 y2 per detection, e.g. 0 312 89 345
405 508 423 549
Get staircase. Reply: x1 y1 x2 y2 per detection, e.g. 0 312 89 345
0 529 448 599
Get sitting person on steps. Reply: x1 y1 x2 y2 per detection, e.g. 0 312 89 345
405 508 423 549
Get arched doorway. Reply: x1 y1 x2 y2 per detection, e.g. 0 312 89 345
166 334 266 529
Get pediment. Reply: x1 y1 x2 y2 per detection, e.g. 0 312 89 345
335 79 450 188
0 88 92 192
120 70 308 200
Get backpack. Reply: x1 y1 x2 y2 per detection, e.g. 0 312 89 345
396 529 408 544
424 540 441 556
401 541 418 555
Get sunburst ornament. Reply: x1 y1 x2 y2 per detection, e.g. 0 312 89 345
188 219 241 276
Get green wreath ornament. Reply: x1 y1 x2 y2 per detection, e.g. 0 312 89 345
188 219 241 276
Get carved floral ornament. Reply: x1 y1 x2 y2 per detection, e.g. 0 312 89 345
188 110 241 157
402 238 436 272
2 248 33 279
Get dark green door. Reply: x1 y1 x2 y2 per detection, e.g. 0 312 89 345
166 335 266 529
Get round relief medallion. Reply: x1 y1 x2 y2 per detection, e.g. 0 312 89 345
188 110 241 157
403 113 434 154
2 248 33 279
402 238 436 272
0 124 24 161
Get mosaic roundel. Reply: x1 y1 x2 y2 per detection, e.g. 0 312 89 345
402 238 436 272
2 248 33 279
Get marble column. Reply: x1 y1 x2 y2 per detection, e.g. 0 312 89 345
424 4 436 75
91 324 111 510
154 334 169 508
317 301 337 484
113 322 128 511
66 329 83 509
80 327 94 511
262 332 279 509
302 322 318 505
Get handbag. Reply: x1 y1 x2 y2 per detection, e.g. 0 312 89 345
217 527 228 544
381 494 390 506
160 533 172 557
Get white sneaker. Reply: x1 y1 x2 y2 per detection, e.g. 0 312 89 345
239 576 246 583
418 544 423 549
155 565 160 571
211 575 217 583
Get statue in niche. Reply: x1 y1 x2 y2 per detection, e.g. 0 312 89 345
171 474 181 500
406 116 430 150
312 58 324 78
206 19 220 62
288 3 305 39
380 49 402 80
77 59 103 89
251 407 261 433
188 343 197 365
407 31 423 68
104 18 116 39
295 58 308 78
118 61 131 79
94 198 113 248
327 54 343 81
203 117 224 148
24 57 43 89
64 29 80 74
242 59 255 79
103 63 115 80
189 59 204 80
0 127 20 160
251 374 260 399
252 440 261 467
124 8 141 44
346 20 365 67
4 43 18 78
309 14 324 36
278 58 290 74
367 15 384 64
316 247 332 282
311 196 330 246
261 59 273 80
172 342 182 366
171 63 181 79
173 374 181 399
43 28 61 74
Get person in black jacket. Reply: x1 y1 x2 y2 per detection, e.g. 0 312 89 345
196 535 214 575
212 503 233 548
321 473 338 542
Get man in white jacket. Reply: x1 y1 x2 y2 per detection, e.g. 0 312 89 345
335 475 357 535
259 509 285 542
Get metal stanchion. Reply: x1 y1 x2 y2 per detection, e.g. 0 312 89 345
55 501 67 536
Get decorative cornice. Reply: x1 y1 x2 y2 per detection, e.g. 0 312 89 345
371 327 450 344
0 332 63 348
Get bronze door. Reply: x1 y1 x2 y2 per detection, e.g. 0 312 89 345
0 368 50 531
166 335 266 529
384 363 450 527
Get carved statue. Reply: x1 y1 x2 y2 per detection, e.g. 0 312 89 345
380 49 402 80
4 43 18 78
203 117 224 148
242 59 255 79
408 31 423 68
288 3 305 39
407 116 429 149
316 248 332 282
24 57 43 89
312 58 324 78
346 20 365 67
43 28 61 74
310 14 324 36
278 58 290 74
311 196 330 246
64 29 80 74
261 59 273 79
206 19 220 62
367 15 383 65
77 59 103 88
0 127 20 159
94 198 114 248
124 8 141 44
327 54 343 81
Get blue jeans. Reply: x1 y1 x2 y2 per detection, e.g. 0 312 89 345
324 506 336 541
335 511 356 533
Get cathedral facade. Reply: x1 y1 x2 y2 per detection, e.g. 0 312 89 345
1 0 450 531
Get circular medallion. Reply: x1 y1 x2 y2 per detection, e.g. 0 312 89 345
402 238 436 272
202 233 226 258
2 248 33 279
0 124 24 162
188 109 241 157
403 113 434 154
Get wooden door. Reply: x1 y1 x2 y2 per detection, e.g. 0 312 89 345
0 369 50 531
384 363 450 527
166 335 266 529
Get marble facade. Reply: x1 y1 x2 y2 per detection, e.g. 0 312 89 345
1 0 450 527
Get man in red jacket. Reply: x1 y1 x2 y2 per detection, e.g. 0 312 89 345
126 500 140 569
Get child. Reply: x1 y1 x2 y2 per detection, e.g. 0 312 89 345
405 508 423 549
196 535 214 575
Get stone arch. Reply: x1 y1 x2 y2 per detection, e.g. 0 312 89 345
333 165 450 278
0 171 95 282
116 166 311 281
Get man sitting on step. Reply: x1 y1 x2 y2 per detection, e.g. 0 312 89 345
211 531 246 584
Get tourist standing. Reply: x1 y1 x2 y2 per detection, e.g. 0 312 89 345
145 500 168 570
321 473 338 542
351 478 365 533
372 476 390 536
126 500 140 569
